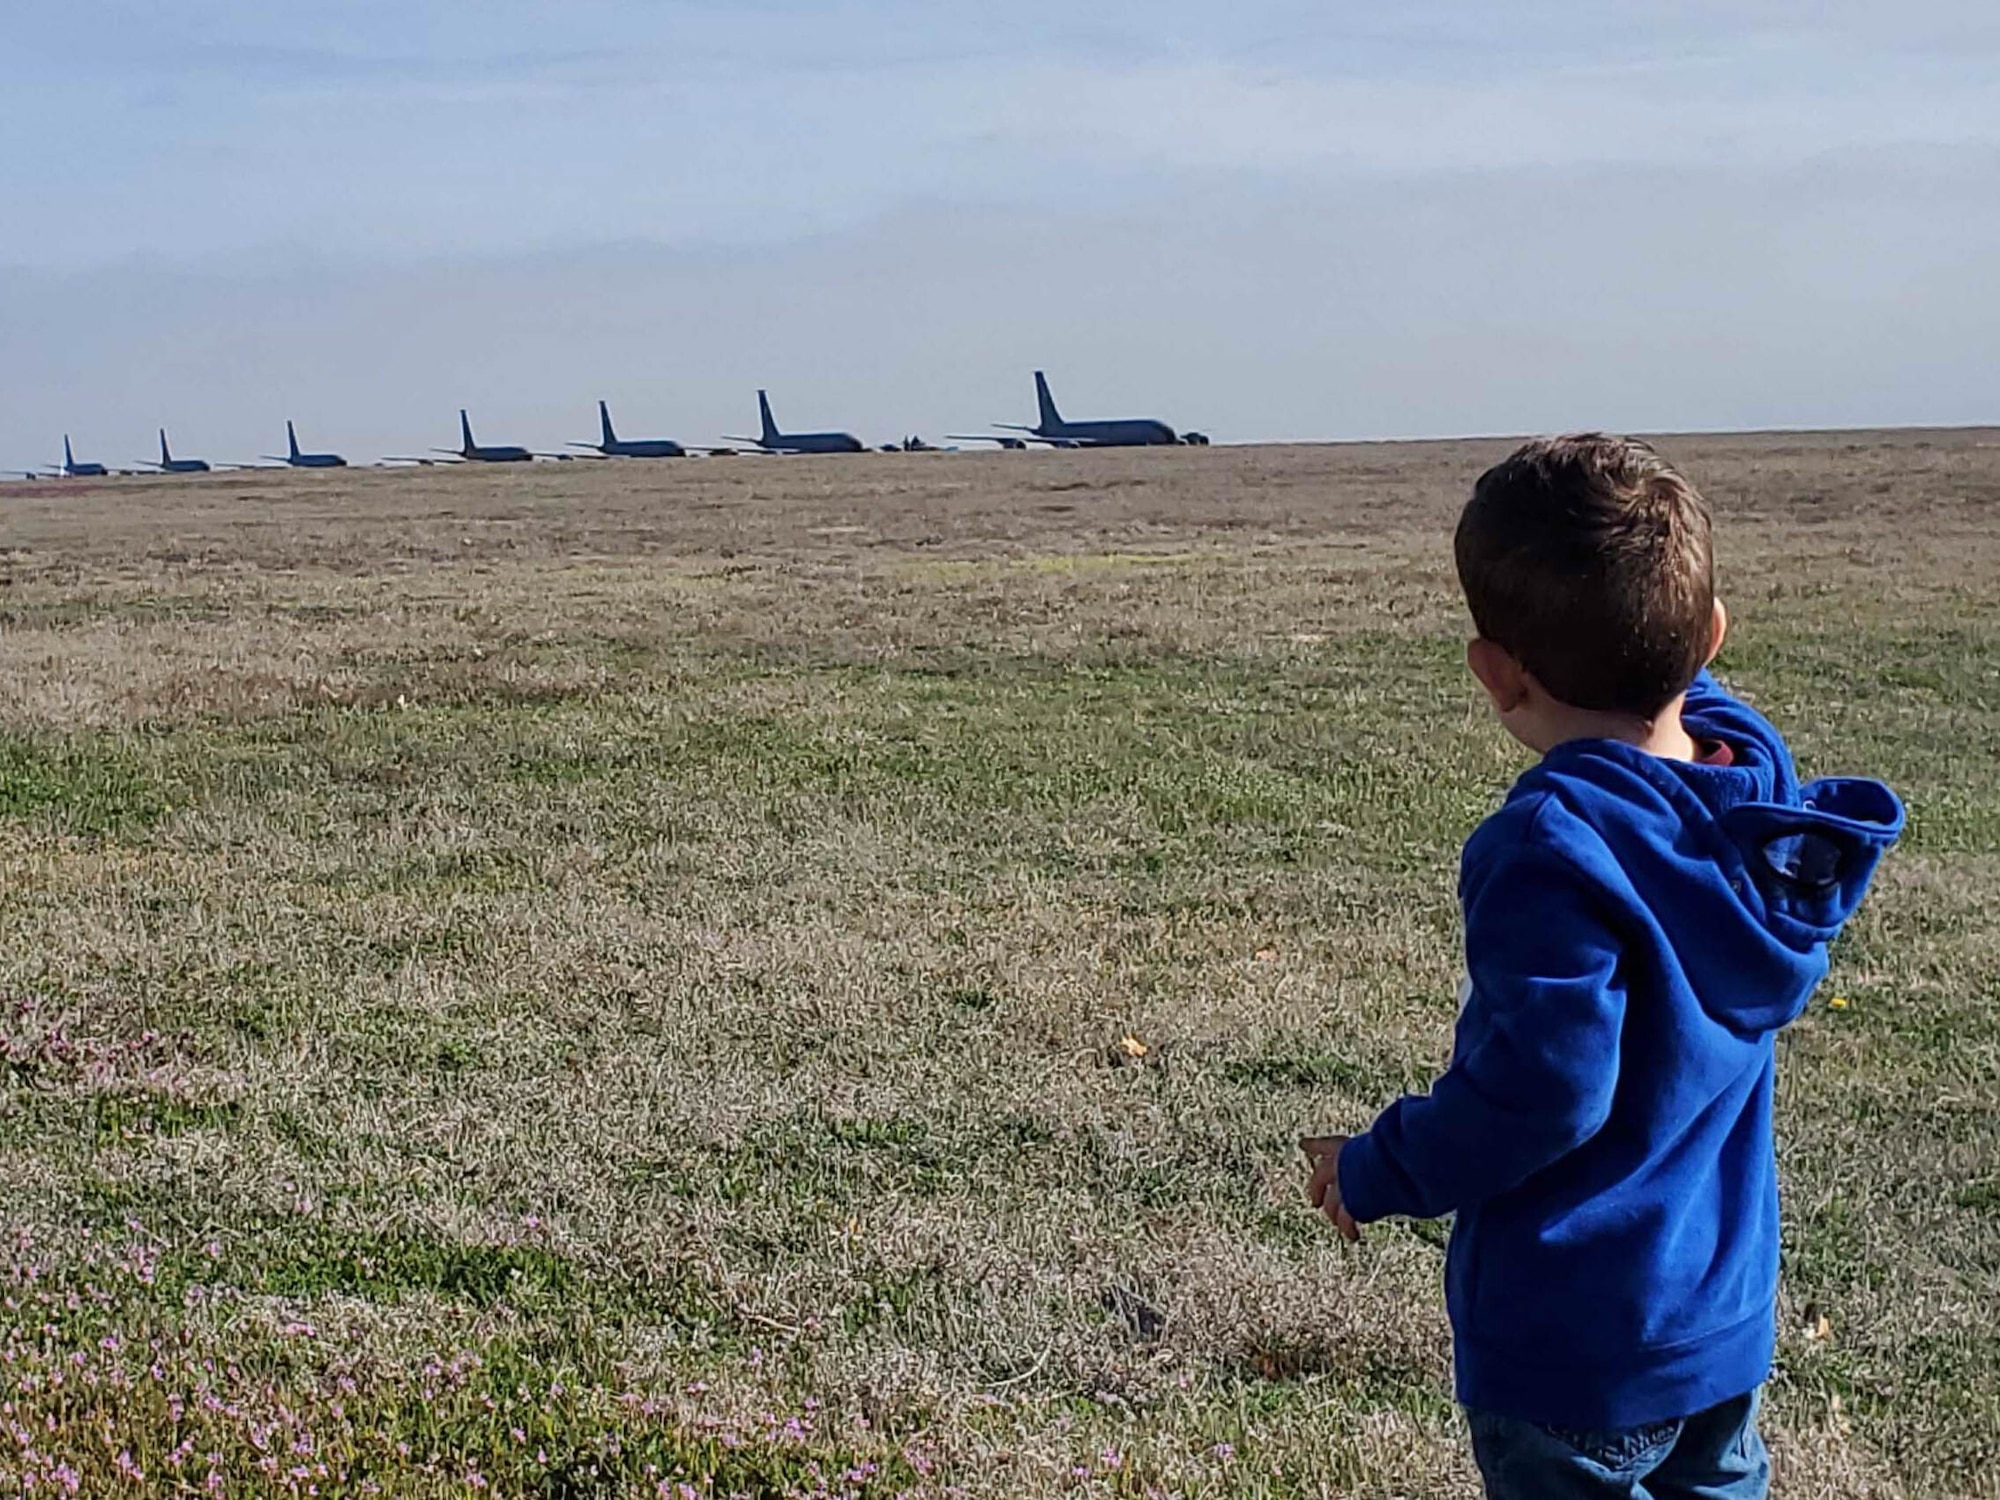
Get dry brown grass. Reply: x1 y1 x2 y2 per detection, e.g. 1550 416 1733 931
0 433 1995 1497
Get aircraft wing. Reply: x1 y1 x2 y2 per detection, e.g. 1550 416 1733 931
990 427 1093 447
945 434 1029 450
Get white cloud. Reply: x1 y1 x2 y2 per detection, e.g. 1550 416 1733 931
6 1 2000 267
976 47 2000 178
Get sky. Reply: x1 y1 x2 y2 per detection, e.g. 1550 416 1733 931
3 1 1998 467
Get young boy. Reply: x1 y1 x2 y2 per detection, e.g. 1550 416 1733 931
1304 435 1904 1499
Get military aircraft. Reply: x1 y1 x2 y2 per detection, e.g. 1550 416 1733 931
135 430 212 474
423 410 535 463
725 390 865 454
569 401 685 459
263 421 348 468
44 436 112 478
992 371 1183 448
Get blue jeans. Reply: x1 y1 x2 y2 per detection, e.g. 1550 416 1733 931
1467 1391 1768 1500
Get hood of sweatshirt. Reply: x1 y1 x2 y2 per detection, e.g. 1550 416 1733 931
1523 671 1905 1037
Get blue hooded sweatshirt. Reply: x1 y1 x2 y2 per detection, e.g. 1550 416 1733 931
1337 671 1903 1429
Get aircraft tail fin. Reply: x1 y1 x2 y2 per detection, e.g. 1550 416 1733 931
460 409 475 452
160 429 172 465
287 421 301 461
758 390 779 445
64 435 74 469
1034 370 1063 430
599 400 617 447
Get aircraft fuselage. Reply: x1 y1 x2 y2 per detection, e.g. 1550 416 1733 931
601 439 687 458
757 432 866 455
1035 418 1179 447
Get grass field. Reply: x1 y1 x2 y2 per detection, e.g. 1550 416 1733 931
0 433 1995 1498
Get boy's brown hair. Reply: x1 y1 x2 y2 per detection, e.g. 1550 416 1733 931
1455 434 1714 717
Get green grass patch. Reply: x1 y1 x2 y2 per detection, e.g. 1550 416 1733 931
0 734 170 834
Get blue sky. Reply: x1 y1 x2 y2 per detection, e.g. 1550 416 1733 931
4 2 1999 463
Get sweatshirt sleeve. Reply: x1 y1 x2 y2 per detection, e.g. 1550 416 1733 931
1339 830 1626 1223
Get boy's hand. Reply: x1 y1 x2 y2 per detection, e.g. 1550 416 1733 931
1300 1135 1362 1243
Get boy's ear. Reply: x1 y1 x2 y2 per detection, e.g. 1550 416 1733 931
1467 638 1529 713
1706 598 1729 665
